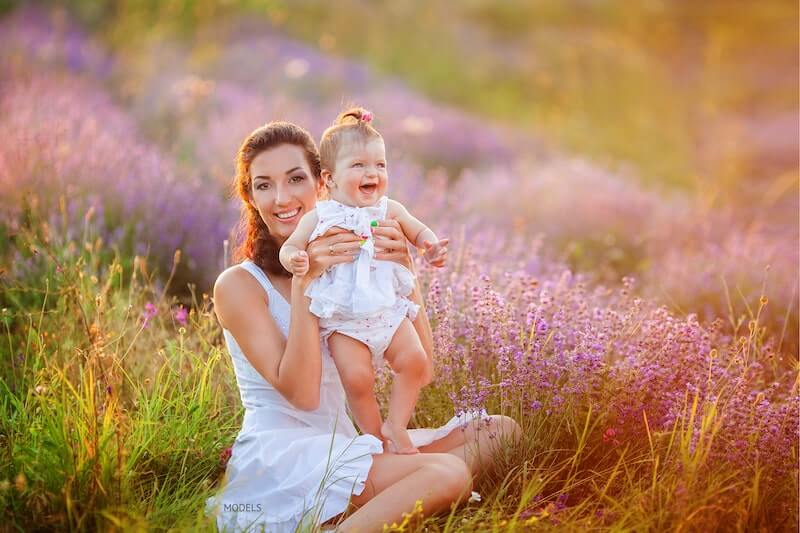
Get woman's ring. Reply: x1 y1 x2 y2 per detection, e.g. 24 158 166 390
329 245 335 255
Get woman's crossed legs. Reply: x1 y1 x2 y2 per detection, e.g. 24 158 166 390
337 414 522 532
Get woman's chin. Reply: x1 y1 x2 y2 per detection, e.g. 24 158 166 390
267 219 299 241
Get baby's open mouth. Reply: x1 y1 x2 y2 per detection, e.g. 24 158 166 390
359 184 377 194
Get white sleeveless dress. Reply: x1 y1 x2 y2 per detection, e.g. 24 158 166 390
205 260 483 532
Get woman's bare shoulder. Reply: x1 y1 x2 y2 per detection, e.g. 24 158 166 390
213 264 268 327
214 263 266 294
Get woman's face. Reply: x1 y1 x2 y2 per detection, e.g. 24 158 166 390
249 144 324 243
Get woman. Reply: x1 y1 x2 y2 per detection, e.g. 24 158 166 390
205 121 520 532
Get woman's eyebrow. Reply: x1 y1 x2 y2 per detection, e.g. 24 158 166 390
284 166 302 175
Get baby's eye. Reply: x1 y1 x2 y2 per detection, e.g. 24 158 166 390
352 162 363 168
377 162 386 169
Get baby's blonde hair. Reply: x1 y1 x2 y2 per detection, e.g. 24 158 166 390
319 106 383 174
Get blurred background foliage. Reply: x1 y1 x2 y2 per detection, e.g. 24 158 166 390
30 0 800 196
1 0 797 345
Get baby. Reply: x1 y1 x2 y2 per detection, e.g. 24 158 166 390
280 107 447 453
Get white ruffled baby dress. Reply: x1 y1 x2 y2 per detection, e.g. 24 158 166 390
305 196 418 362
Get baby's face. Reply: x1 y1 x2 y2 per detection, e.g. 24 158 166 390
328 137 388 207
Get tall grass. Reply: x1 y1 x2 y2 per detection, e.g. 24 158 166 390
0 214 239 530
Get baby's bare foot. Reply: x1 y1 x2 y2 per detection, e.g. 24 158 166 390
381 421 419 454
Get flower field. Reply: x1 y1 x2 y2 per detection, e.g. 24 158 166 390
1 5 797 532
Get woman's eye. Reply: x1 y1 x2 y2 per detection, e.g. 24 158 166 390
257 183 271 190
290 175 306 183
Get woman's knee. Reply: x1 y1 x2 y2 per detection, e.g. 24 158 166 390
428 454 472 500
490 415 522 445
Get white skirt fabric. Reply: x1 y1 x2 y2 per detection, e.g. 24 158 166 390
206 405 486 532
206 404 383 532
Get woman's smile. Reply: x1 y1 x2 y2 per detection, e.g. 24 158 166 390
275 207 301 221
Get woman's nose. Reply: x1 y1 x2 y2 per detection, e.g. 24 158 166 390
274 183 290 205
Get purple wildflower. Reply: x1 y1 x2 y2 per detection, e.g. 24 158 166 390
142 302 158 328
174 306 189 327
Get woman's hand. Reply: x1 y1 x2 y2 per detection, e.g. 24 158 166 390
372 219 413 270
305 227 361 279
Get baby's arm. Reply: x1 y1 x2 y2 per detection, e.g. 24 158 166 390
386 199 449 267
279 210 319 276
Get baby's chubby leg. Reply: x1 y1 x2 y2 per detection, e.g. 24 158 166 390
382 319 428 455
328 333 383 439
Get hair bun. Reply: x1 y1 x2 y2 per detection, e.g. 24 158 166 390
334 106 374 126
320 105 382 172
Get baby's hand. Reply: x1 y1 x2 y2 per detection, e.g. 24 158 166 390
421 238 449 268
290 250 310 276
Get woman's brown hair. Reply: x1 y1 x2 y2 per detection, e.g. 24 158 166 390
232 121 321 276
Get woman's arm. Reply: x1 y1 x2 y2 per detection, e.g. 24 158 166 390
215 269 323 410
214 228 363 411
372 220 435 385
